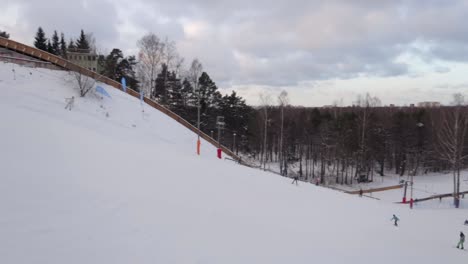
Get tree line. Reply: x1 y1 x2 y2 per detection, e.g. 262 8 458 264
32 27 93 58
27 28 468 207
245 93 468 207
0 30 9 39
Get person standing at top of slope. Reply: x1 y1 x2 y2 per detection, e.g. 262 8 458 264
391 214 399 226
64 96 75 111
457 232 465 249
291 176 299 186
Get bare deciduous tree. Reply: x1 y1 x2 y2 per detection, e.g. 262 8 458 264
137 33 165 98
188 59 203 148
72 71 96 97
278 90 289 175
260 93 272 170
435 93 468 208
163 39 179 71
354 93 381 179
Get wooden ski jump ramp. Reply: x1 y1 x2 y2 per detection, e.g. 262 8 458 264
0 37 242 162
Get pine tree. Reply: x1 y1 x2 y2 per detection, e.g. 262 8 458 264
60 33 67 58
34 27 48 51
97 54 106 74
76 29 90 50
103 48 124 79
166 71 183 109
219 91 251 153
120 56 139 91
51 30 60 55
175 78 197 126
68 39 76 50
198 72 221 114
196 72 223 131
0 30 9 39
154 64 169 104
181 78 195 107
101 49 139 91
46 40 53 54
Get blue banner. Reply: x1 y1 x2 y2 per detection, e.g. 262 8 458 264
96 85 111 98
121 77 126 92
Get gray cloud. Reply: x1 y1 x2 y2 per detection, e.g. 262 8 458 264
2 0 468 90
9 0 120 50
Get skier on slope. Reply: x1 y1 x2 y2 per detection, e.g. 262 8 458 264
291 176 299 186
64 96 75 111
457 232 465 250
390 214 399 226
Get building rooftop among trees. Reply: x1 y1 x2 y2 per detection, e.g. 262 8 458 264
67 47 97 72
417 101 441 108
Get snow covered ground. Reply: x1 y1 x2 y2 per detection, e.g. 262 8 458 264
1 61 468 263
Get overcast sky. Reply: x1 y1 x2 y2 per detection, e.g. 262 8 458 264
2 0 468 106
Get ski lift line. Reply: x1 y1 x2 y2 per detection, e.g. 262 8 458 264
397 190 468 203
346 184 404 195
0 37 242 162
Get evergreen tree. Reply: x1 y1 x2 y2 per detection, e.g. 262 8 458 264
76 29 90 50
166 71 183 108
197 72 221 114
97 54 106 73
154 64 169 104
153 64 184 106
102 48 124 79
181 78 195 107
34 27 48 51
101 49 139 91
68 39 76 49
51 30 60 55
219 91 251 145
120 55 139 91
195 72 223 131
0 30 9 39
46 40 53 53
60 33 67 58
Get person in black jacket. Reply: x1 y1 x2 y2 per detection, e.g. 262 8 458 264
291 176 298 186
457 232 465 249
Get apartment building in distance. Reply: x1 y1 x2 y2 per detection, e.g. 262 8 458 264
67 48 98 72
417 101 441 108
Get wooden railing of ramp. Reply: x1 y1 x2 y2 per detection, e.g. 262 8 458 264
0 37 241 162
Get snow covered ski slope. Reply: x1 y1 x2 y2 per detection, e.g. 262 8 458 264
0 62 467 263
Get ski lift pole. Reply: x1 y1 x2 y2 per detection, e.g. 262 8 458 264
402 181 408 203
216 116 225 159
410 175 414 209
